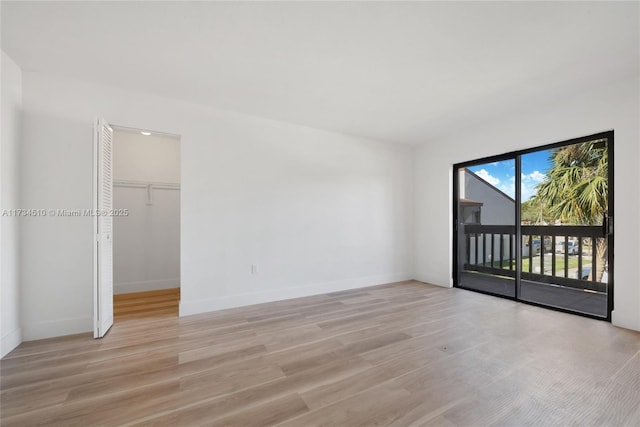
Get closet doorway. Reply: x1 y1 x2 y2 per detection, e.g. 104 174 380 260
111 126 181 322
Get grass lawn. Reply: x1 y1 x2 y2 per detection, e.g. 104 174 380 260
491 254 590 273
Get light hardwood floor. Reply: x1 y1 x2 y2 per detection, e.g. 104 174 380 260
1 281 639 426
114 288 180 320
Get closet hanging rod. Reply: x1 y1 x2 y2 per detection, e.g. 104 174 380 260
113 179 180 190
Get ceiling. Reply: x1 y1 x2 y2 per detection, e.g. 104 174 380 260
2 1 638 145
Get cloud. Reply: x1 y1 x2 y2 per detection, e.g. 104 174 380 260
522 170 546 183
489 171 547 201
474 169 500 186
521 171 546 201
521 185 537 202
470 169 547 202
497 176 515 199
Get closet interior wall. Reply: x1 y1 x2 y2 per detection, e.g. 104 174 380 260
112 128 181 295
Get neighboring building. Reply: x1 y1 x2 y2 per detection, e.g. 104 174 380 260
459 169 534 265
459 169 514 225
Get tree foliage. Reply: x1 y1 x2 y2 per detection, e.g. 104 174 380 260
532 139 608 225
520 199 553 224
532 139 608 282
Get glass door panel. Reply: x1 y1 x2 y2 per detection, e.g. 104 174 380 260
456 160 516 298
519 138 609 317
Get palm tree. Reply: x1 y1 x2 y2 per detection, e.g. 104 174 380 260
532 139 608 281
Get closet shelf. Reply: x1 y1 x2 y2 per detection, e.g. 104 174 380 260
113 180 180 190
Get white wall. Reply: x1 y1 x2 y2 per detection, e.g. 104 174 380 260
1 51 22 356
19 72 413 340
113 130 181 183
113 129 180 294
415 74 640 331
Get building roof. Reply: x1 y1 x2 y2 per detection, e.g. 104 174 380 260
460 198 484 207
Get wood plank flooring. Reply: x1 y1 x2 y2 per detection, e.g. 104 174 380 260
114 288 180 320
1 280 639 426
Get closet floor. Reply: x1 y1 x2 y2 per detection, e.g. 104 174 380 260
114 288 180 320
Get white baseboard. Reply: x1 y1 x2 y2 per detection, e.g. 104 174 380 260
180 273 411 317
114 278 180 294
22 316 93 341
1 328 22 358
413 271 451 288
611 310 640 332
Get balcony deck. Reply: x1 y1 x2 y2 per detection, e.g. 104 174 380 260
460 272 607 318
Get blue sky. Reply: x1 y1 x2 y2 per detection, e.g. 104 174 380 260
468 149 552 202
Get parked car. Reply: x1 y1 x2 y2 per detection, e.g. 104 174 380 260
531 239 541 255
556 241 579 255
530 238 552 255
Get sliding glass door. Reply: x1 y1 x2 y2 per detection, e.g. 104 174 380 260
455 159 516 298
453 132 613 319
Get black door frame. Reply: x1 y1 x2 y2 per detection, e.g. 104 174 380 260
452 130 614 321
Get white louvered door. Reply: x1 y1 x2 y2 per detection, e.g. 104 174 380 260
94 118 114 338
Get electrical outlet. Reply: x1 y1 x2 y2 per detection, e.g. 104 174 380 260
251 264 258 274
